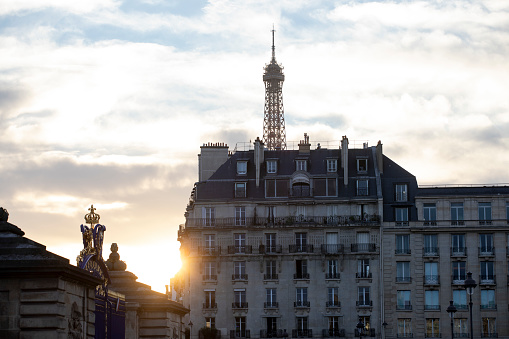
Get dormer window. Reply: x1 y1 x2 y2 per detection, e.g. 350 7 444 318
237 161 247 175
357 159 368 172
267 160 277 174
296 160 307 172
235 182 246 198
327 159 337 173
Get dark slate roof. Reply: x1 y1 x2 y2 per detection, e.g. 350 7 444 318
382 155 415 178
417 185 509 197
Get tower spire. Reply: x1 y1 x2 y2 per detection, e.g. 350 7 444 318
262 28 286 150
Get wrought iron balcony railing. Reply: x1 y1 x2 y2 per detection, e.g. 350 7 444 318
479 274 496 285
264 273 278 280
351 243 376 253
325 272 340 280
264 301 278 308
259 245 282 254
294 273 310 280
424 304 440 310
232 274 248 281
479 246 495 256
451 247 467 257
203 302 217 309
289 244 314 253
424 275 440 285
260 329 286 338
228 245 252 254
203 274 217 281
321 244 345 254
356 272 372 279
396 304 413 310
291 329 312 338
198 246 221 256
396 276 412 283
232 302 248 309
423 247 439 256
322 329 346 337
294 301 310 308
326 300 341 307
230 330 250 338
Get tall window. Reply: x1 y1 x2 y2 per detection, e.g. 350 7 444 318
451 234 465 255
451 202 464 225
237 161 247 175
482 318 496 337
424 262 439 284
266 179 289 198
235 182 246 198
265 260 277 280
396 262 411 282
327 159 337 172
357 179 368 196
234 233 246 253
266 288 277 308
479 202 492 225
295 232 307 252
395 184 408 202
426 319 440 338
235 207 246 226
480 234 494 255
425 290 439 310
423 203 437 225
453 289 467 309
296 288 308 307
481 290 496 309
397 290 411 310
235 317 246 336
296 317 308 333
327 287 340 307
203 207 215 226
395 208 409 225
204 234 215 254
204 290 215 308
424 234 438 256
267 160 277 174
205 317 215 329
295 260 308 279
397 319 412 337
296 160 307 171
358 259 370 278
327 259 339 279
454 318 468 337
358 287 370 306
396 234 410 254
452 261 466 282
203 261 216 280
328 316 341 335
234 290 246 308
233 261 246 280
480 261 494 282
265 233 277 253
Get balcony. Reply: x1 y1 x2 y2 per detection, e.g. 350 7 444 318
396 334 413 338
423 247 439 257
356 272 372 279
479 247 494 257
480 303 497 310
232 274 248 281
289 244 314 253
481 333 498 338
203 302 217 310
325 272 341 280
202 274 217 281
294 301 310 308
230 330 250 338
326 300 341 308
228 245 252 254
321 244 345 254
451 247 467 257
322 329 346 337
264 273 278 280
351 243 376 253
198 246 221 256
264 301 278 309
185 215 381 228
294 273 310 280
479 220 493 226
479 274 496 285
424 304 440 311
260 329 286 338
355 329 376 337
454 304 468 310
396 276 412 283
396 304 412 311
452 276 466 285
453 333 470 338
395 248 411 255
232 302 248 309
356 300 373 308
259 245 282 254
424 334 441 338
292 329 312 338
424 275 440 286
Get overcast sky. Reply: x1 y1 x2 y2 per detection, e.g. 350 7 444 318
1 0 508 292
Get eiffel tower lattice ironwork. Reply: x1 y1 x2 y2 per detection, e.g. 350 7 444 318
262 28 286 150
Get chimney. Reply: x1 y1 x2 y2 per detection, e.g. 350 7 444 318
254 137 265 187
341 136 349 186
298 133 311 154
376 140 383 174
198 142 229 181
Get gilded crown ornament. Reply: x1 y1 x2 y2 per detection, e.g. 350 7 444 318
84 204 100 225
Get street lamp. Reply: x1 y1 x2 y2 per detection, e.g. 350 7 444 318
188 321 193 339
464 271 477 339
356 319 365 339
446 300 457 339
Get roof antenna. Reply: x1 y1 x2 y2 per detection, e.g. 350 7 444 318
271 24 276 62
